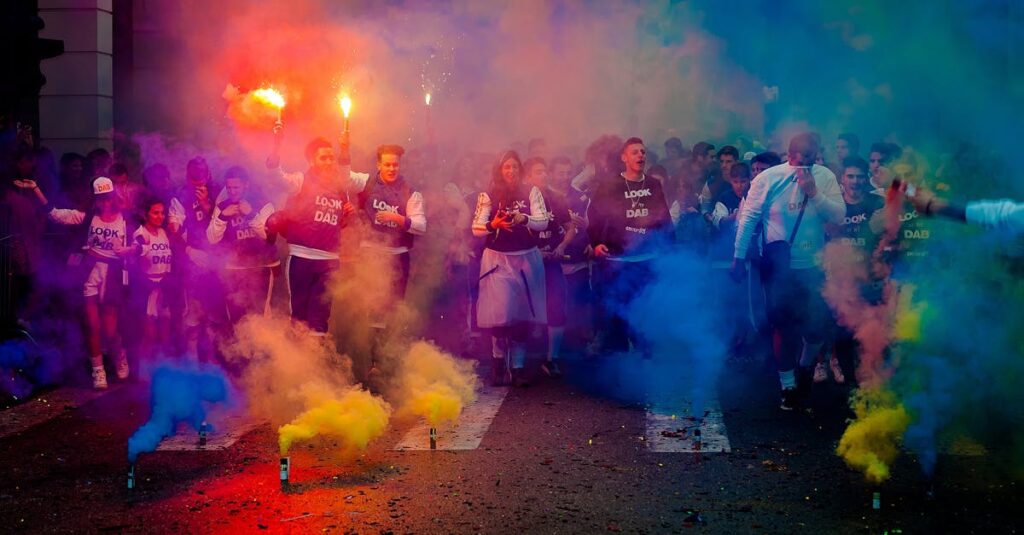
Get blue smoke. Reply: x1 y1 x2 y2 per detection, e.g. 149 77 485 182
127 364 231 462
572 247 731 415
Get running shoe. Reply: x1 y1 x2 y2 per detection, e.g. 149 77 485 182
92 366 108 390
830 357 846 384
813 361 828 383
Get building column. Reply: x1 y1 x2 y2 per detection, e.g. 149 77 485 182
38 0 114 157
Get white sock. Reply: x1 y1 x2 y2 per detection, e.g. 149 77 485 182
779 369 796 390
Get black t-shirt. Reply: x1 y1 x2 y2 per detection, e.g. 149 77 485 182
536 187 570 254
587 174 672 257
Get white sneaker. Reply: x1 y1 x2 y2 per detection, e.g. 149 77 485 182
829 357 846 384
92 366 108 389
116 353 130 380
813 361 828 383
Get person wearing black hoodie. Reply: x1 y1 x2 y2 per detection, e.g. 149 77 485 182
586 137 672 354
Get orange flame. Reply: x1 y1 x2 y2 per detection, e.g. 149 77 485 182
339 94 352 118
253 87 285 110
425 92 432 106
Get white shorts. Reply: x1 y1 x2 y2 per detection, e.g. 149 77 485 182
476 248 547 328
145 279 171 318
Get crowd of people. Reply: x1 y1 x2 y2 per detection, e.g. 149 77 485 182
1 119 999 411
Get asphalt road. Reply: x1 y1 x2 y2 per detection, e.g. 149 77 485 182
0 355 1020 534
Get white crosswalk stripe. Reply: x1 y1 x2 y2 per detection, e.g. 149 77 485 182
394 386 509 451
645 401 731 453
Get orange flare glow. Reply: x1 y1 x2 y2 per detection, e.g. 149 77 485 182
339 94 352 118
425 92 432 106
253 87 285 109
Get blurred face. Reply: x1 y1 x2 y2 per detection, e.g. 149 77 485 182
892 163 916 184
311 147 336 176
551 163 572 186
729 175 751 198
500 158 520 185
146 203 166 227
835 139 850 161
665 146 680 160
526 162 548 188
751 161 771 177
224 176 246 202
91 155 111 177
718 154 736 176
621 143 646 174
111 172 129 185
186 159 210 186
869 151 884 175
96 195 116 214
377 153 401 183
16 156 36 177
842 166 868 197
789 145 817 167
68 158 84 179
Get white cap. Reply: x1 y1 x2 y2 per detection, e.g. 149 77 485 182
93 176 114 195
743 151 757 162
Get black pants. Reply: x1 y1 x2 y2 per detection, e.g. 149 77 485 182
288 256 338 333
592 259 653 354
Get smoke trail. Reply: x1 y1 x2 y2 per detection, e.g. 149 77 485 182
835 388 910 484
127 363 231 462
278 387 391 455
576 248 728 414
220 314 355 425
391 341 478 427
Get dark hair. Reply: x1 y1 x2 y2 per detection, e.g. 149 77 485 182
550 155 571 169
717 145 739 159
838 133 860 153
664 137 684 155
304 138 333 162
521 157 546 177
108 163 128 176
729 162 752 180
376 144 406 162
60 152 85 168
841 156 869 176
86 148 110 161
751 151 783 168
584 134 623 171
620 137 644 154
490 150 524 195
223 165 250 182
869 142 902 164
692 141 715 157
141 196 165 216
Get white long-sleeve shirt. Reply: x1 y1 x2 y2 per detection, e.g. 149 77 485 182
348 173 427 254
733 163 844 269
965 200 1024 234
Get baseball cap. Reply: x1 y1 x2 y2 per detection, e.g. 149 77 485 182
93 176 114 196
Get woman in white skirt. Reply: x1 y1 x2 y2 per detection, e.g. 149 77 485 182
472 151 549 386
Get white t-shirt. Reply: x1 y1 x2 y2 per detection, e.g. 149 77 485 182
134 227 172 279
86 214 127 260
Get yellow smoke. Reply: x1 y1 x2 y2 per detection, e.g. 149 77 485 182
392 341 478 427
836 388 911 483
278 387 391 455
894 284 925 343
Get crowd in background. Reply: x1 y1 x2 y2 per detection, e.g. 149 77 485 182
0 119 986 410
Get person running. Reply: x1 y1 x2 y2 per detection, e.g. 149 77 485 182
266 129 356 335
472 150 549 387
586 137 673 356
207 165 279 324
523 157 576 378
132 197 174 361
47 177 139 388
168 156 225 361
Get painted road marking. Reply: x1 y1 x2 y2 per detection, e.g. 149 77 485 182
645 402 731 453
156 413 265 452
394 386 509 451
0 386 119 439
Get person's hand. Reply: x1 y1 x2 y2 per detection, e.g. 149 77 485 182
272 120 284 137
553 244 567 260
593 243 610 258
375 211 405 226
490 210 513 232
12 179 37 190
511 213 527 226
729 258 747 283
342 201 356 217
220 204 240 218
195 185 209 204
795 167 817 198
238 200 252 216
